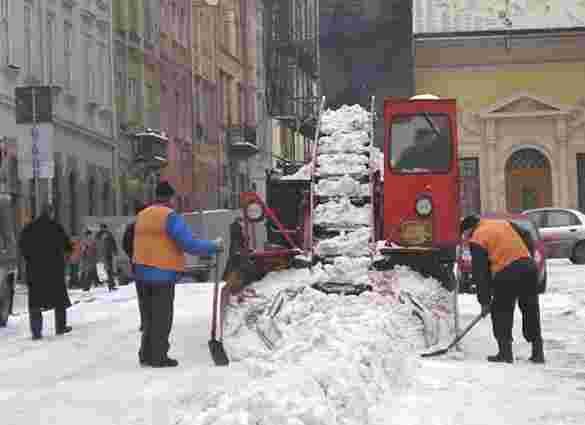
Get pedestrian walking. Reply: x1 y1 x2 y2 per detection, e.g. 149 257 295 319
67 236 83 288
133 181 223 367
460 215 545 364
80 229 98 291
122 203 147 332
19 203 74 340
95 223 119 291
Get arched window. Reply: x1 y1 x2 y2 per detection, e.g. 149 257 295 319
69 171 78 234
88 176 96 216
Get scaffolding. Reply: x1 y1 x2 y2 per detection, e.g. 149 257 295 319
264 0 321 138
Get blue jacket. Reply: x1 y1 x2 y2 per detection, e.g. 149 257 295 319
134 212 217 284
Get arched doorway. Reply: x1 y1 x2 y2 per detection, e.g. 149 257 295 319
505 148 552 213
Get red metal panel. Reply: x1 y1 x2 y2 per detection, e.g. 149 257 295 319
382 98 460 248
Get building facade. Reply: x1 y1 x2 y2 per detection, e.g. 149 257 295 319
0 0 117 240
415 29 585 214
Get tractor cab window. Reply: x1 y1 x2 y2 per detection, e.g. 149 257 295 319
390 113 452 173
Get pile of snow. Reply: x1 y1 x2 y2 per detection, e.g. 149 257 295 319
316 175 369 197
318 131 370 154
321 105 372 135
315 227 372 258
196 264 454 425
314 198 371 228
280 164 311 180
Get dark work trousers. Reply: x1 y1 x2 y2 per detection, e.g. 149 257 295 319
29 303 67 337
490 258 541 343
105 256 116 289
138 281 175 363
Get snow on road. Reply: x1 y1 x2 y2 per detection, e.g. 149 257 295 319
1 259 585 425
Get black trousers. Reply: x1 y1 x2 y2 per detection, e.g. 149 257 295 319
137 282 175 363
491 258 542 343
29 305 66 337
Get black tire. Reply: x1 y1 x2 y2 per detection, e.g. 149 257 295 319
570 241 585 265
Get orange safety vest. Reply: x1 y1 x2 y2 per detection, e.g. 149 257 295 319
132 205 186 272
470 219 530 276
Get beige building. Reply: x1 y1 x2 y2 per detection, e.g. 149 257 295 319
415 28 585 214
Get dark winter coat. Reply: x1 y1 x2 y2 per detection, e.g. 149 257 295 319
19 214 73 310
122 222 135 260
95 229 118 262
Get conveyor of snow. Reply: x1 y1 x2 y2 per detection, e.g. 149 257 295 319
314 198 371 227
318 131 370 154
316 175 369 197
315 227 371 257
321 105 372 135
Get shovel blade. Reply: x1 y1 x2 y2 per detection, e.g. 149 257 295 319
420 347 449 357
208 339 229 366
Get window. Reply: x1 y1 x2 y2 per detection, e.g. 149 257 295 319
24 3 32 76
145 83 153 108
390 113 452 173
128 78 137 101
88 176 96 216
84 36 95 99
545 211 580 228
47 13 55 84
97 43 106 104
64 22 73 89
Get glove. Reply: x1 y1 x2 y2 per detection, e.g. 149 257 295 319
214 238 225 253
480 303 491 318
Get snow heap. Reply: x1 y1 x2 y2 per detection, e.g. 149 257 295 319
315 227 371 258
318 131 370 154
317 153 369 176
314 198 371 228
194 265 453 425
280 164 312 181
321 105 372 135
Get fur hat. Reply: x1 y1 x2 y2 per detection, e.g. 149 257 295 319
155 181 176 199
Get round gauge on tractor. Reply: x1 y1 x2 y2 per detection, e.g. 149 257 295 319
415 197 433 217
245 201 264 222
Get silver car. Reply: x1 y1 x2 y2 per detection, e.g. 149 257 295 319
523 208 585 264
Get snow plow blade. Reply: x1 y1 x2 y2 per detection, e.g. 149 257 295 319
421 311 487 357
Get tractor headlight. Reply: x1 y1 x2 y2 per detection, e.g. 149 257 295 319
245 201 264 222
415 197 433 217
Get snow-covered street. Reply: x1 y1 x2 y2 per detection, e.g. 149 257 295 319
1 259 585 425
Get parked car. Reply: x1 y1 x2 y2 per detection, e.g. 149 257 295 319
523 208 585 264
456 213 547 293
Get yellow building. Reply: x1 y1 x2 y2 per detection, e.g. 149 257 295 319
415 29 585 214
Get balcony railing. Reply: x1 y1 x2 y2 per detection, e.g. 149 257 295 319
226 125 258 156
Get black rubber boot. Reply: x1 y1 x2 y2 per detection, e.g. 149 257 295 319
487 340 514 363
529 339 545 364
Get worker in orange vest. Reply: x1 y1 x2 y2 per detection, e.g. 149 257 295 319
461 215 544 364
133 181 224 368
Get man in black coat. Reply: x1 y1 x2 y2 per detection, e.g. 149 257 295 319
19 203 73 340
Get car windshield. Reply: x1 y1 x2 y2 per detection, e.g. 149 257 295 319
389 113 452 173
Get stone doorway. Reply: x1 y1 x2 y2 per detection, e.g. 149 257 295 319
505 148 552 212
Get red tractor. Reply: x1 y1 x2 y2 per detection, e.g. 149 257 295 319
237 95 460 289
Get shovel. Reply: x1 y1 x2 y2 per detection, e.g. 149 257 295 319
421 310 488 358
208 252 229 366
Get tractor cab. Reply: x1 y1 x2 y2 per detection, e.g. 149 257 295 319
373 95 460 287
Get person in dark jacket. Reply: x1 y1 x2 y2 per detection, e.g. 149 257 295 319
122 203 147 332
19 203 73 340
461 215 545 364
133 182 223 367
